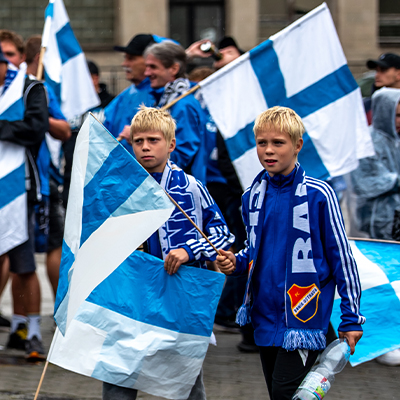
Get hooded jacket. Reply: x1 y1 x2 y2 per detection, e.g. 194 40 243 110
351 87 400 239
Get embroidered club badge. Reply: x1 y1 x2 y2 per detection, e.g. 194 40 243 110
287 283 321 323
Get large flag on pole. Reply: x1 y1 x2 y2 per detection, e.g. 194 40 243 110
48 114 224 399
199 2 374 189
42 0 99 120
331 240 400 366
52 114 175 335
49 251 224 399
0 64 28 255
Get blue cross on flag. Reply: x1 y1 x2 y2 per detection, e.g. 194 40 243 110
199 3 375 189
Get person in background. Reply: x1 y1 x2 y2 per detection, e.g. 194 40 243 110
103 34 155 153
87 60 114 123
188 37 257 352
363 53 400 124
0 32 49 361
25 35 71 300
143 40 207 183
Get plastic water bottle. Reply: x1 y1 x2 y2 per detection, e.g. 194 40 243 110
292 338 351 399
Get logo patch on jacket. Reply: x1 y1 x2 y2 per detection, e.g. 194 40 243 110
287 283 321 323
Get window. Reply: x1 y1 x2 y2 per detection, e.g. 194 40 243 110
169 0 225 48
379 0 400 46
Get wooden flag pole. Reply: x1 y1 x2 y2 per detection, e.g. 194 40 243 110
164 190 222 256
36 46 46 81
34 360 49 400
160 84 201 111
348 236 400 245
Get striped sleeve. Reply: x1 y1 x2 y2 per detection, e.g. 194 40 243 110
185 180 235 261
306 177 365 329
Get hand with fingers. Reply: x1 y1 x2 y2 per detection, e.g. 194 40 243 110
117 125 132 144
338 330 363 355
164 248 189 275
216 249 236 275
186 39 213 59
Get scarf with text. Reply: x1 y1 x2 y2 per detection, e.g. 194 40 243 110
236 164 325 351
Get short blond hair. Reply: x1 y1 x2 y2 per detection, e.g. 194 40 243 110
254 106 305 145
130 106 176 145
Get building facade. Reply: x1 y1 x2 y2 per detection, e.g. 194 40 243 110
1 0 399 94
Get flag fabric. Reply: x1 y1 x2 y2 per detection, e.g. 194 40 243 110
49 251 224 399
330 240 400 366
42 0 99 120
51 113 175 335
48 114 224 399
0 64 28 255
199 2 374 189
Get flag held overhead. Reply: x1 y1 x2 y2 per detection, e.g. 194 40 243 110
42 0 99 119
199 3 374 189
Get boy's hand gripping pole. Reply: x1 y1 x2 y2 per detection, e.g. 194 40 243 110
163 190 222 256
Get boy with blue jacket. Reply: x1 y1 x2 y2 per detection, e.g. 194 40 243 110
103 106 234 400
216 106 364 400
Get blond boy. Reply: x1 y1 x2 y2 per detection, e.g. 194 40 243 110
103 107 234 400
216 106 364 399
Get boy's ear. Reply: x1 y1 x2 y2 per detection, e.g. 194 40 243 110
294 138 303 155
168 138 176 153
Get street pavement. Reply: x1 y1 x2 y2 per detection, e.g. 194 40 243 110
0 255 399 399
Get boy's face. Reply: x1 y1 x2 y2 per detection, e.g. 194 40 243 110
132 131 176 174
256 129 303 177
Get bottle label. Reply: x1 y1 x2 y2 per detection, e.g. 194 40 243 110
298 371 331 399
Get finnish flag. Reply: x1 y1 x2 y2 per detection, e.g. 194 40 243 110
199 3 375 189
42 0 99 120
0 64 28 255
48 115 224 399
331 239 400 366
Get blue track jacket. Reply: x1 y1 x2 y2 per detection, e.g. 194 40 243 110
234 168 364 347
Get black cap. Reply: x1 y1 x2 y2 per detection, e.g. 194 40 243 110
114 34 155 56
218 36 244 55
366 53 400 70
0 46 8 64
87 60 99 75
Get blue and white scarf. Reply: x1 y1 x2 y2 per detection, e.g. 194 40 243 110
157 160 203 260
236 164 326 351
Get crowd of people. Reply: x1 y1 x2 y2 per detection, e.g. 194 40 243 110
0 25 400 398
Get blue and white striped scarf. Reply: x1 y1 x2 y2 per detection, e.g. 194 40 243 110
236 164 326 351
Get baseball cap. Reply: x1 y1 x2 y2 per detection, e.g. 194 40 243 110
366 53 400 70
114 34 155 56
0 46 8 64
218 36 244 55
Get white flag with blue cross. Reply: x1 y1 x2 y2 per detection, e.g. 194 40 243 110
0 64 28 256
42 0 100 120
47 114 225 399
199 3 375 189
331 239 400 366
